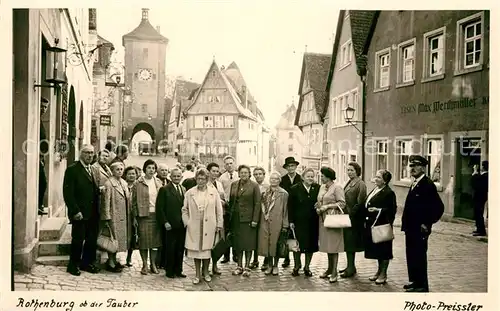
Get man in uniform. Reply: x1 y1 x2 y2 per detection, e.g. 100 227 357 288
402 155 444 292
279 156 302 268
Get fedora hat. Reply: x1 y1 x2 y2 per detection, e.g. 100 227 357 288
283 156 300 169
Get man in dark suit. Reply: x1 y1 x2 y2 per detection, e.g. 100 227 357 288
471 161 488 236
156 167 187 278
279 156 302 268
402 155 444 292
156 163 171 268
38 97 49 215
63 144 102 276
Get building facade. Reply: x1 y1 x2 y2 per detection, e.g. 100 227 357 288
184 60 268 168
295 53 331 173
324 10 378 186
364 10 489 219
13 9 95 271
122 8 168 145
275 104 304 171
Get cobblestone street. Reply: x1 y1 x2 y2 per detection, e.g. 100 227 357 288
14 227 487 292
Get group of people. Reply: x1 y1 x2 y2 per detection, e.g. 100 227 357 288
63 143 446 292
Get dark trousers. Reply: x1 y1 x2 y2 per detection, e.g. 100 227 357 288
165 228 186 275
38 162 47 209
70 216 99 268
223 213 232 259
157 228 167 267
473 199 486 234
405 233 429 290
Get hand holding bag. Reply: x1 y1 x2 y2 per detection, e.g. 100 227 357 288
287 228 300 252
323 204 352 228
371 208 394 244
97 223 119 253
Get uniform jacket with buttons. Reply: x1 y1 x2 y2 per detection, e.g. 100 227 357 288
401 175 444 234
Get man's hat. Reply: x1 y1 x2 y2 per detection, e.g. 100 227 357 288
283 156 300 169
409 155 428 167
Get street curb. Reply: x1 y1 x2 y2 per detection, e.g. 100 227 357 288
392 223 488 243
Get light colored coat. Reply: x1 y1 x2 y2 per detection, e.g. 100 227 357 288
101 177 131 252
92 162 111 187
182 186 224 252
257 187 289 257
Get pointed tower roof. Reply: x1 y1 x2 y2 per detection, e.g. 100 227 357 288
122 8 168 45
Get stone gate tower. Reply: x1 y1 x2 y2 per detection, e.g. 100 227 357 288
122 8 168 147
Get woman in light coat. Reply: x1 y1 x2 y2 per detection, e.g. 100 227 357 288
316 166 346 283
101 161 130 273
257 171 289 276
182 168 224 285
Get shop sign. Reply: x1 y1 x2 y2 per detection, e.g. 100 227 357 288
400 96 489 115
100 115 112 126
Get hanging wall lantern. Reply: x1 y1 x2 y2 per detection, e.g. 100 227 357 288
34 38 67 89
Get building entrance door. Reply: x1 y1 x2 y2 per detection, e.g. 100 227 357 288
454 138 482 219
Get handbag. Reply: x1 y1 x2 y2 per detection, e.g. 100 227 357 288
323 204 352 228
276 230 289 258
371 209 394 244
97 224 119 253
212 231 231 261
287 228 300 252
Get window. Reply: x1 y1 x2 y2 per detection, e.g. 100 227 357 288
94 50 99 63
350 154 357 163
397 39 416 85
423 27 446 81
215 96 220 103
336 97 342 125
254 146 257 155
375 48 390 90
224 116 234 128
194 116 203 128
288 132 293 139
212 70 216 77
455 12 484 74
214 116 223 128
141 104 148 113
203 116 213 128
142 48 148 61
330 99 337 128
340 40 352 67
425 139 443 184
340 154 347 182
288 144 293 152
375 140 388 171
395 139 413 181
351 90 359 122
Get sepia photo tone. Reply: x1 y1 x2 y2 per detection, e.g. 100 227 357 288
12 8 488 293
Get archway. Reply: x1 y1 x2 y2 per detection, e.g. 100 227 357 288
67 86 76 164
130 122 155 155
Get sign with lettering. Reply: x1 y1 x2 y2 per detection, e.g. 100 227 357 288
100 114 112 126
400 96 488 115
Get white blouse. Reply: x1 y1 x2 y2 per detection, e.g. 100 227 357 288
145 177 158 213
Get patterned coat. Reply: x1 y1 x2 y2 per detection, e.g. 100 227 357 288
101 177 131 252
182 186 224 252
257 187 289 257
343 177 367 252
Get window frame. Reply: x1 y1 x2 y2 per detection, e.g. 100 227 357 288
454 11 485 76
203 115 214 128
374 47 391 92
422 134 445 188
288 144 293 152
422 26 446 83
393 136 416 184
223 115 234 128
396 38 416 87
373 139 389 173
288 132 294 139
339 40 353 69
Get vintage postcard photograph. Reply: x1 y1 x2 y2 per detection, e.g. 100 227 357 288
2 1 497 311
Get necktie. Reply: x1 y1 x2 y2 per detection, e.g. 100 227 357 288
86 165 92 176
213 181 217 188
176 184 182 196
229 172 233 180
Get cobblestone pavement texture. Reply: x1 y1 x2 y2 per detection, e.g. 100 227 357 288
14 229 487 292
15 155 487 292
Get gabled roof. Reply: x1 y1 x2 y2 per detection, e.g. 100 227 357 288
185 60 257 121
122 11 168 44
294 53 331 126
172 80 200 126
326 10 379 90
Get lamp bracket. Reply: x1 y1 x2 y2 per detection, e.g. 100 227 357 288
34 83 61 91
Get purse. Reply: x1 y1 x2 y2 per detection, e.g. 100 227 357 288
97 224 119 253
276 230 289 258
212 231 231 261
323 204 352 228
287 228 300 252
371 208 394 244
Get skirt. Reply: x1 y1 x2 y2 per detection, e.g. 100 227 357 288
318 217 344 254
137 213 162 250
231 221 257 252
187 249 211 259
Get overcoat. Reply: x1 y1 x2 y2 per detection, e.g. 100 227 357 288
288 182 320 253
257 187 289 257
182 186 224 252
101 177 131 252
343 177 367 252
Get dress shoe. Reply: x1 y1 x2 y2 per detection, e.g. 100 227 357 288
375 275 387 284
340 268 357 278
232 256 238 263
282 259 290 268
176 273 187 278
261 264 269 271
38 209 48 216
291 268 300 277
165 273 175 278
212 268 221 275
249 262 259 269
67 265 81 276
369 273 380 282
473 232 487 237
338 267 347 274
403 283 415 290
81 264 100 274
221 257 230 263
105 264 123 273
304 269 313 277
405 287 428 292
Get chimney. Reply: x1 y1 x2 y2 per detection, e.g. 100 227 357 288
242 85 248 109
156 25 160 32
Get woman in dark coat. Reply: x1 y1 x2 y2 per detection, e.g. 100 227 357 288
364 169 397 285
288 168 320 277
229 165 262 277
340 162 367 278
